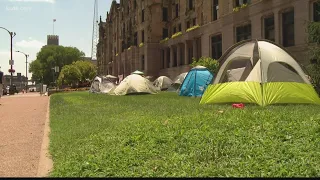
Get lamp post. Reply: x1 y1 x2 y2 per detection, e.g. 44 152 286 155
16 51 29 93
0 27 16 86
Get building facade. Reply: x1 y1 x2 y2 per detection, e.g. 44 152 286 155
97 0 320 80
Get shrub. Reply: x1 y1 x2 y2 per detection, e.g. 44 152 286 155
160 37 170 44
171 32 183 39
186 25 200 32
190 57 219 74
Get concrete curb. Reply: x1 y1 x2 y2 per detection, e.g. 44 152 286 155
36 96 53 177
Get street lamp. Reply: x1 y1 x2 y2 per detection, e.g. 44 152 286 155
0 27 16 86
16 51 29 93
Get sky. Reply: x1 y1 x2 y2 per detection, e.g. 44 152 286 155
0 0 118 78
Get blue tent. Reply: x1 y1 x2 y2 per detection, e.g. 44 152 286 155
179 66 214 97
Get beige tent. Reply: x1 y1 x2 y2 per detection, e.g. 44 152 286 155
200 39 320 106
109 74 159 95
153 76 173 90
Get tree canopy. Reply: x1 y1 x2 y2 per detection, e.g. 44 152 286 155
29 45 85 85
57 60 97 87
190 57 220 74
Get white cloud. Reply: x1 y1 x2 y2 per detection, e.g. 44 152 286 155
15 39 45 49
9 0 55 3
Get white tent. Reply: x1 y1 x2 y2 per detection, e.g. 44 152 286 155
153 76 173 90
167 72 188 92
131 70 144 75
109 74 159 95
103 75 118 83
89 76 102 93
89 76 116 94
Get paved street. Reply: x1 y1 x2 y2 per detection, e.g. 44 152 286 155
0 93 50 177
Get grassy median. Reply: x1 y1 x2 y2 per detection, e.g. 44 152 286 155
49 91 320 177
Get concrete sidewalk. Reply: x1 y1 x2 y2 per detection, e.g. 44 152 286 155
0 93 51 177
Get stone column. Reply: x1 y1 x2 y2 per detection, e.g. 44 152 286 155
164 49 167 68
184 41 189 65
170 46 174 68
193 39 198 60
274 10 280 45
177 44 181 66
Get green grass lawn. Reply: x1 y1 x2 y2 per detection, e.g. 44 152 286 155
49 91 320 177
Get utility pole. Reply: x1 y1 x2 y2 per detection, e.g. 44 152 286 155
16 51 29 93
0 27 16 86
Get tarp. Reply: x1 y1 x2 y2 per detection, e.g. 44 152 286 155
179 66 214 97
109 74 159 95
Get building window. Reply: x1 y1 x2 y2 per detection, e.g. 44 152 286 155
236 24 251 42
163 28 169 39
122 41 125 52
282 10 294 47
134 0 137 9
187 21 190 29
161 50 165 69
141 30 144 43
212 0 219 21
173 27 176 34
188 0 193 10
264 16 275 42
193 18 196 26
163 7 168 21
314 1 320 22
211 34 222 60
175 4 179 18
188 47 193 64
141 55 145 70
178 24 182 31
134 32 138 46
142 9 145 22
235 0 250 7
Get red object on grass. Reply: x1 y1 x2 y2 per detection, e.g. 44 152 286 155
232 103 245 108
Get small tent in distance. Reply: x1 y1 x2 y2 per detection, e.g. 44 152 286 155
109 74 159 95
89 76 102 93
179 66 214 97
153 76 173 91
89 76 116 94
200 39 320 106
131 70 144 75
167 72 188 92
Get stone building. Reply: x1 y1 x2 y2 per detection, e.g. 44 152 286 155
97 0 320 80
47 35 59 46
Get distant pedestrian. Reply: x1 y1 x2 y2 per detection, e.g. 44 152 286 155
0 67 4 105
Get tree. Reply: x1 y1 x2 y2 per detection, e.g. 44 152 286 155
307 1 320 94
29 45 85 85
29 59 44 84
72 61 97 82
190 56 219 74
57 60 97 87
57 64 81 87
